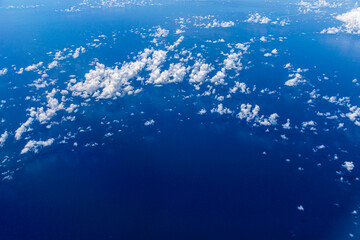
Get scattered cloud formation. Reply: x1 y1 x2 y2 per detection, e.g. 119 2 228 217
322 7 360 34
21 138 54 154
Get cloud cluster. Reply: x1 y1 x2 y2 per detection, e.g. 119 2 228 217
322 7 360 34
20 138 54 154
0 131 8 147
298 0 342 14
0 68 8 76
245 13 289 26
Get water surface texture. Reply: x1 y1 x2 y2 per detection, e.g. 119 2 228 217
0 0 360 239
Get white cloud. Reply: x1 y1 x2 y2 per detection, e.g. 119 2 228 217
0 131 8 147
245 13 271 24
237 104 260 121
342 161 354 172
148 63 187 84
335 8 360 34
282 119 291 129
285 68 307 86
271 48 278 54
346 106 360 126
259 113 279 126
193 16 235 28
302 120 316 127
144 119 155 126
198 109 206 115
223 52 242 70
206 20 235 28
189 61 213 84
68 49 151 99
72 46 85 59
298 0 342 14
211 104 232 115
21 138 54 154
48 61 58 69
16 68 24 74
15 117 34 140
25 62 43 72
229 82 250 94
167 36 184 51
30 89 65 123
321 8 360 34
0 68 8 76
245 13 289 26
151 27 169 38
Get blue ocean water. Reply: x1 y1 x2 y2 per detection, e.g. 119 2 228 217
1 0 360 239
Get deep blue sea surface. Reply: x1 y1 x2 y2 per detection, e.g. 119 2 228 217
1 0 360 239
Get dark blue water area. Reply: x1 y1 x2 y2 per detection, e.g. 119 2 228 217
0 121 356 240
0 94 360 240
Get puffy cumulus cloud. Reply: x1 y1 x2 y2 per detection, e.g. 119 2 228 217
47 60 58 69
245 13 271 24
66 104 78 113
245 13 289 26
235 43 251 52
69 49 153 99
0 131 8 147
205 20 235 28
15 117 34 140
146 50 167 71
20 138 54 154
16 68 24 74
0 68 8 76
192 15 235 28
151 27 169 38
25 62 43 72
189 61 213 84
144 119 155 126
236 104 279 126
335 8 360 34
237 104 260 121
15 89 67 140
211 104 232 115
68 38 188 98
69 62 136 99
210 52 243 85
282 119 291 129
229 81 250 94
30 89 65 124
259 113 279 126
298 0 342 14
342 161 354 172
322 8 360 34
198 109 207 115
53 46 86 61
346 106 360 126
72 46 86 59
148 63 187 84
210 70 226 85
223 52 242 71
302 120 316 127
285 67 308 87
167 36 184 51
264 49 278 57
